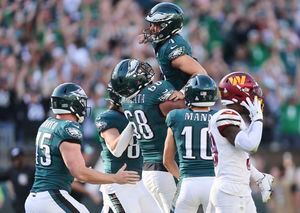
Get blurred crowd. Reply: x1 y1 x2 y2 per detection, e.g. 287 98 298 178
251 152 300 213
1 0 300 212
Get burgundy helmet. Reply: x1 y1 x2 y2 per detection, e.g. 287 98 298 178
219 71 263 105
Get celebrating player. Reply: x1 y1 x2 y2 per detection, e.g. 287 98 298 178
25 83 140 213
163 75 217 213
95 84 161 213
111 59 185 213
207 72 273 212
139 2 207 92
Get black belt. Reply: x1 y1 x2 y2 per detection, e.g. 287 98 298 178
143 162 168 172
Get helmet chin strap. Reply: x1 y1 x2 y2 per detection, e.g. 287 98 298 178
77 115 84 123
70 106 85 123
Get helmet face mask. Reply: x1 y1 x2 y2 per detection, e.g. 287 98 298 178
107 83 122 107
144 2 184 43
111 59 154 99
185 75 218 107
51 83 89 123
219 72 263 107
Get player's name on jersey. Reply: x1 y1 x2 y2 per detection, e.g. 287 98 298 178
41 119 58 130
124 94 145 104
184 112 212 122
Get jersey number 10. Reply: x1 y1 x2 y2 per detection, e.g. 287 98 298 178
181 126 213 160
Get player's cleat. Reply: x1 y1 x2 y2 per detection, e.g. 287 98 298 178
256 173 274 203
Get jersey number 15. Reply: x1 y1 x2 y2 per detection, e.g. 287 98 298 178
35 132 52 166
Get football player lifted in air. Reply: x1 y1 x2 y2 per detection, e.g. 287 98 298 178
25 83 140 213
111 59 185 213
95 84 161 213
139 2 207 93
163 75 217 213
207 72 274 213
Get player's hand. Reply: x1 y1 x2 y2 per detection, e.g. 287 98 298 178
138 34 147 44
114 163 140 184
240 96 263 121
168 91 185 101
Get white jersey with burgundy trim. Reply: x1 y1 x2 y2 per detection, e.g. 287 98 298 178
208 108 252 196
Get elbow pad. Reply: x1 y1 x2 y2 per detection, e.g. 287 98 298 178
109 123 134 157
234 121 263 153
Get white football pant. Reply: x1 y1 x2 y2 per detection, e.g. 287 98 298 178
25 190 89 213
142 170 176 213
175 177 214 213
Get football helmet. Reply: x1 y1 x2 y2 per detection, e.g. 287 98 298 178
144 2 184 43
110 59 154 98
107 83 122 107
185 75 218 107
219 72 263 106
51 83 88 123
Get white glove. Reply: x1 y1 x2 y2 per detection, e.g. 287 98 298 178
240 96 263 121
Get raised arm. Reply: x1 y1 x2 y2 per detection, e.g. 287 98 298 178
171 55 207 76
220 98 263 153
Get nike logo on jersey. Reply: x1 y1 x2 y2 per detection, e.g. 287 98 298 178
170 46 177 50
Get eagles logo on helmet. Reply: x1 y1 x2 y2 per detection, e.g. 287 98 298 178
143 2 184 43
110 59 155 99
51 83 90 123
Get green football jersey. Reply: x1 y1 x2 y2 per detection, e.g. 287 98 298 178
153 34 192 90
31 117 84 193
166 108 215 178
122 80 175 163
95 109 143 176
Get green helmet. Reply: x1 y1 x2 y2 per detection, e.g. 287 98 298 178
111 59 154 98
51 83 88 123
144 2 184 43
107 82 122 107
185 75 218 107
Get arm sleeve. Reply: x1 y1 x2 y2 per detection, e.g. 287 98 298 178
109 123 134 157
234 120 263 153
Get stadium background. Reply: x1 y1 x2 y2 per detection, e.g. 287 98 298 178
0 0 300 212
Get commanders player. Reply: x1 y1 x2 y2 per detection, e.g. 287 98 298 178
95 84 161 213
207 72 273 212
164 75 217 213
24 83 140 213
139 2 207 92
111 59 185 213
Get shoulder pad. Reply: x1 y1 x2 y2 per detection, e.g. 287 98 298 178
216 109 242 129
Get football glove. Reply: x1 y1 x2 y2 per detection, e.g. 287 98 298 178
241 96 263 122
